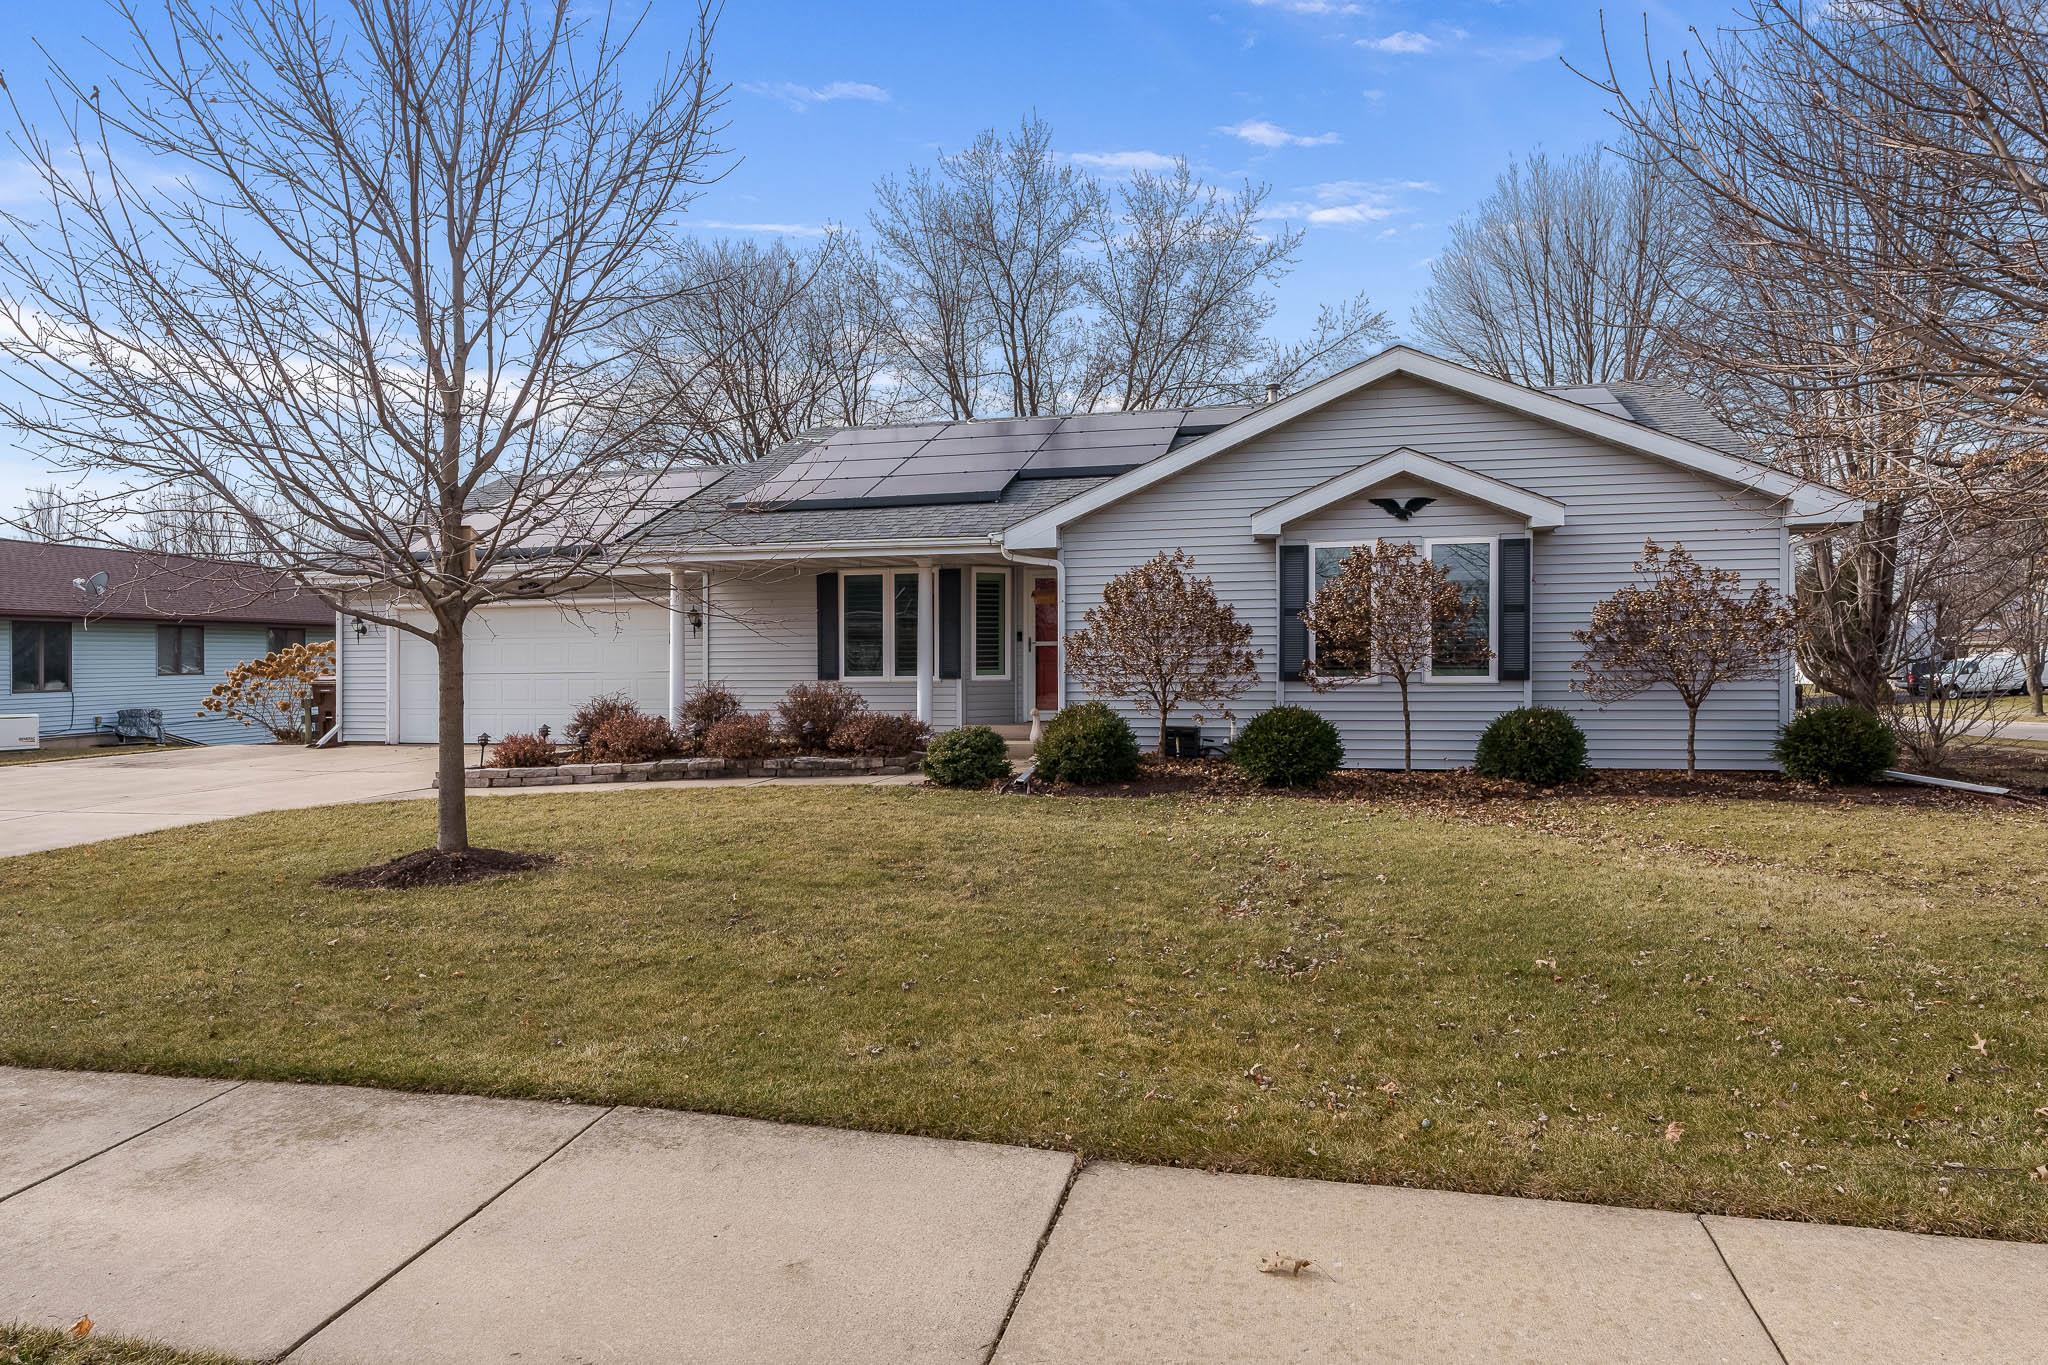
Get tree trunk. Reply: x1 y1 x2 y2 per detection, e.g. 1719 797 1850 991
1685 701 1700 775
436 624 470 854
1155 700 1170 756
2029 658 2045 716
1399 679 1413 771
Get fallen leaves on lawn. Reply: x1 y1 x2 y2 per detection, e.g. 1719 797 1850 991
1259 1253 1313 1277
1969 1034 1990 1056
1664 1121 1686 1144
69 1316 91 1338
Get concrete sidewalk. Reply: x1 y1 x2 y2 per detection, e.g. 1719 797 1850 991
1 1067 2042 1364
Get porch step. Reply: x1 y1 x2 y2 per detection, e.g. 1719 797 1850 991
988 724 1033 740
1004 739 1036 760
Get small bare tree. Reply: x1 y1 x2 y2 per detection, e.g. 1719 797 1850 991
1063 549 1259 754
1297 540 1486 770
0 0 725 861
1572 540 1798 772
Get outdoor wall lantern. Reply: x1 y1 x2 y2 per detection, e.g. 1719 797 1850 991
687 606 704 636
351 617 369 638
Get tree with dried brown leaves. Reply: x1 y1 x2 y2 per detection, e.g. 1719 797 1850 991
1572 540 1797 772
0 0 726 857
1297 540 1487 770
1064 549 1259 754
197 639 335 743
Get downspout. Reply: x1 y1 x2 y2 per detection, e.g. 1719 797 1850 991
999 540 1063 713
699 571 712 687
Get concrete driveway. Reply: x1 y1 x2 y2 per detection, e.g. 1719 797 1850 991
0 745 438 857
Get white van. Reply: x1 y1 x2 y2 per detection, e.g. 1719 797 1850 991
1934 651 2043 697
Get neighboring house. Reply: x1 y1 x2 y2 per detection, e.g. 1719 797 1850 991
1 538 334 745
332 346 1862 769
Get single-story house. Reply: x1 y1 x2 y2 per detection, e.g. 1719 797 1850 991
1 538 334 746
331 346 1861 769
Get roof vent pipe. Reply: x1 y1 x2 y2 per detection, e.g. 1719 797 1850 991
1264 382 1281 405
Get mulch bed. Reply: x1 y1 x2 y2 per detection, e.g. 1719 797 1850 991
1029 757 2039 809
321 846 558 890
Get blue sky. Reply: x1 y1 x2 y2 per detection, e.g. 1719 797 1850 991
0 0 1736 508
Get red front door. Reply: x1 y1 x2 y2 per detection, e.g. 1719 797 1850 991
1032 576 1058 711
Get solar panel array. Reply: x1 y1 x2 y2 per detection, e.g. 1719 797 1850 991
732 409 1248 511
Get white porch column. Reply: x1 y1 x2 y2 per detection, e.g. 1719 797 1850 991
667 564 688 718
915 558 935 724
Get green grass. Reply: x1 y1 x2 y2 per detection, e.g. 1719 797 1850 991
0 1325 244 1365
0 745 179 768
3 786 2045 1241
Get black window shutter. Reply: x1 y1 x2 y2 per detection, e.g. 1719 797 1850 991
815 572 840 680
937 567 962 680
1499 537 1531 682
1279 545 1310 682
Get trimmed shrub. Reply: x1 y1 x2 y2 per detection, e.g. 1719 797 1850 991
777 682 867 753
829 712 932 757
1775 704 1896 784
487 732 557 769
676 682 743 750
921 725 1013 788
566 692 639 752
702 712 776 761
585 711 679 764
1231 706 1343 788
1473 707 1589 785
1034 701 1140 785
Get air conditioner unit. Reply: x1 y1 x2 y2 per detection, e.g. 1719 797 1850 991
0 714 39 752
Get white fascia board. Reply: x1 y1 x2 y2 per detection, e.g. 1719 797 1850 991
1003 345 1850 547
623 537 995 566
1248 447 1565 536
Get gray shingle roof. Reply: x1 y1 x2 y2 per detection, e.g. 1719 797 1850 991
634 382 1764 555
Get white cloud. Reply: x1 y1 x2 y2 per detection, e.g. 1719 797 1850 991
740 80 891 113
1070 150 1179 173
1266 178 1438 229
1359 31 1437 54
1361 88 1386 104
1217 119 1341 149
1244 0 1366 14
692 220 835 237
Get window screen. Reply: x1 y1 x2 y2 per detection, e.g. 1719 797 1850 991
10 621 71 693
893 575 921 678
157 624 205 676
842 574 885 678
1430 541 1492 676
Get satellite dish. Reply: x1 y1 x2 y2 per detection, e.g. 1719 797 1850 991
71 570 109 597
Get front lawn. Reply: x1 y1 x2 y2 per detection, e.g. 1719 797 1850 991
0 744 179 768
3 784 2044 1240
0 1324 241 1365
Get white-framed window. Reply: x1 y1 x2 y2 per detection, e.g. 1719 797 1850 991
1425 536 1497 682
841 569 925 680
971 568 1010 679
1306 542 1378 681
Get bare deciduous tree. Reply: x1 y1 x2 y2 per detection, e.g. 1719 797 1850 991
0 0 726 861
1591 3 2031 710
1063 549 1260 754
1572 540 1798 772
9 483 97 542
1413 146 1691 386
625 233 895 464
1297 540 1487 770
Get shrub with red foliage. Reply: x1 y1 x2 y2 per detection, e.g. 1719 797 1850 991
702 712 776 761
676 681 743 750
487 732 558 768
827 712 931 756
776 682 866 752
584 711 680 764
566 692 639 752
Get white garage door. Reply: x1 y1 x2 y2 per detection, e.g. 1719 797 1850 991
396 603 669 744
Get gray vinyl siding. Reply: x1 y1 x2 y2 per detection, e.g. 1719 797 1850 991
2 617 334 746
1056 374 1791 769
338 615 389 742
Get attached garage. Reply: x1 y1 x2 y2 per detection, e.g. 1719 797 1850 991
392 602 670 745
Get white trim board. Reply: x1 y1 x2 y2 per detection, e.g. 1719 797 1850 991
1251 448 1564 536
1002 345 1865 548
